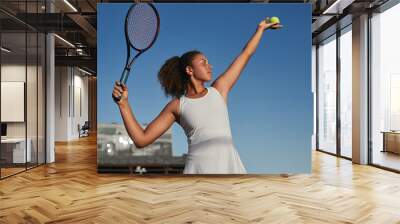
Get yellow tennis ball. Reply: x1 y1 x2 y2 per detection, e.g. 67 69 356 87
270 16 280 24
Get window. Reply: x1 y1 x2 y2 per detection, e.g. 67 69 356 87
317 35 337 154
371 2 400 171
339 26 352 158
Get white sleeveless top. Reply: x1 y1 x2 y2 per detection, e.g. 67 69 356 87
179 86 247 174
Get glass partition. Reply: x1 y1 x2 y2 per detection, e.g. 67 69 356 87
371 3 400 171
1 30 28 177
339 26 352 158
27 30 38 169
0 0 46 179
317 34 337 155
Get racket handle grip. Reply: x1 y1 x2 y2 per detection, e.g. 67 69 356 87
113 69 128 102
119 68 130 85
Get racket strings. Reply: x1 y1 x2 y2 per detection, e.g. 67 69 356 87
127 4 158 50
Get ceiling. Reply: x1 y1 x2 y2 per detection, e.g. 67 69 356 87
0 0 98 74
0 0 393 75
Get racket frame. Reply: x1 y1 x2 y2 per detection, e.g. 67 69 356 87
119 3 160 85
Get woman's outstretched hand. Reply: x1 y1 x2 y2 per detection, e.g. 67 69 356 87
258 17 283 31
112 81 128 105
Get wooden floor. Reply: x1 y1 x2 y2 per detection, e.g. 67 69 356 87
373 151 400 171
1 167 26 178
1 135 400 223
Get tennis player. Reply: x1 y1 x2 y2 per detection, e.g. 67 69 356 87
112 19 281 174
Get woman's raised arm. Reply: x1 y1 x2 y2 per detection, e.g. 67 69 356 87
212 19 281 98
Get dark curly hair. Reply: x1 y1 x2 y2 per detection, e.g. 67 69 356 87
157 50 202 98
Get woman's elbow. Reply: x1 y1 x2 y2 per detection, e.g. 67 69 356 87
133 139 153 149
134 141 147 149
128 134 147 149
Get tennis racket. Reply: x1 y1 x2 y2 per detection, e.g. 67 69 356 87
113 3 160 102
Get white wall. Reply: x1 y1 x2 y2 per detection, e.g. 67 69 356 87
1 65 26 81
55 66 68 141
73 72 89 137
1 63 46 164
1 65 29 138
55 66 89 141
1 82 25 122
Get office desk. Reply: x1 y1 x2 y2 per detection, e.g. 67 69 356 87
1 138 31 163
381 131 400 154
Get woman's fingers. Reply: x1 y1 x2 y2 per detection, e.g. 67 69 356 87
258 19 282 31
121 83 128 91
114 81 128 91
113 88 120 94
114 81 126 91
268 22 278 27
115 85 123 93
113 80 128 103
113 86 123 96
113 90 121 98
113 85 123 95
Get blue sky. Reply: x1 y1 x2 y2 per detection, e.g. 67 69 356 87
98 3 312 174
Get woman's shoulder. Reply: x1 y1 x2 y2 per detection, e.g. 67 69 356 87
209 85 224 96
168 98 180 106
165 98 181 122
165 98 180 114
209 85 228 104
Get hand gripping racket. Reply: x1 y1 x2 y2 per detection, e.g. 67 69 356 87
113 3 160 102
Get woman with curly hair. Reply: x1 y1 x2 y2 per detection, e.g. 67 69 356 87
112 19 281 174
